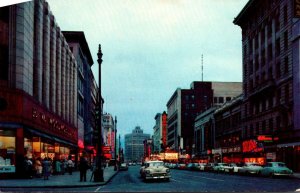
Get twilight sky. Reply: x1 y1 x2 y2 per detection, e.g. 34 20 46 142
4 0 248 145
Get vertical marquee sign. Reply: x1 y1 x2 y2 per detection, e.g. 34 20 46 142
162 112 168 147
295 0 300 17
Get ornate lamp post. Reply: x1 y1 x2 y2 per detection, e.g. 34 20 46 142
114 116 117 171
94 44 104 182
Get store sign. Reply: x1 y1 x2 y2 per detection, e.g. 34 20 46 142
221 146 241 154
162 113 167 146
266 152 276 160
212 148 222 154
0 166 15 173
257 135 279 143
242 140 263 153
32 108 76 141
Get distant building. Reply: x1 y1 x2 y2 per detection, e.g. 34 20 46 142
153 111 168 153
125 126 150 162
234 0 300 171
167 81 242 155
102 113 115 159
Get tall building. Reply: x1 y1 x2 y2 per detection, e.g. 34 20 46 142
234 0 300 171
63 31 97 159
0 0 84 177
153 111 168 153
167 81 242 155
124 126 150 162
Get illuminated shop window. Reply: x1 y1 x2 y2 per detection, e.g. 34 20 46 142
0 129 16 173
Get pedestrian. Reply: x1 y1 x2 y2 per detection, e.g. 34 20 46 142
67 156 74 175
79 156 89 182
34 157 43 178
24 156 33 179
60 159 66 175
42 157 51 180
55 159 62 175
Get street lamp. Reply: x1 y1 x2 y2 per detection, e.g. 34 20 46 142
94 44 104 182
114 116 117 171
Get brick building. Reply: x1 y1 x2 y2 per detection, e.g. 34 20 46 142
234 0 300 171
167 81 242 156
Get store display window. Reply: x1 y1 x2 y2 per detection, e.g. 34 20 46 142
0 129 16 173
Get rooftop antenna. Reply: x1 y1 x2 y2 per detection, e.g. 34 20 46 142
201 54 203 82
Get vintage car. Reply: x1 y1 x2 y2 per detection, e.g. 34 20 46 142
187 163 201 171
140 160 171 181
260 162 293 177
212 163 229 173
238 162 263 175
119 163 128 171
223 163 243 173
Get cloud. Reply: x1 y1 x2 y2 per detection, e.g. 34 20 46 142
46 0 248 140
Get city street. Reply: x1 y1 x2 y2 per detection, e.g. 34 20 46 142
4 165 299 192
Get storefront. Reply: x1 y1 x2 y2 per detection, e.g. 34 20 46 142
0 89 78 178
242 139 265 165
221 145 243 164
276 142 300 172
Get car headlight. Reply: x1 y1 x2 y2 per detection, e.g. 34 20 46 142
146 170 150 174
166 169 170 173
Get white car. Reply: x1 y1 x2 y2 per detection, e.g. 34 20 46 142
223 163 243 173
140 160 171 181
238 162 263 175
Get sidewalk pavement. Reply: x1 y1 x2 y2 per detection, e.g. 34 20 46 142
0 166 118 188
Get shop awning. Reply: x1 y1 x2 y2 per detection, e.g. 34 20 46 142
26 128 55 140
277 142 300 148
26 128 77 147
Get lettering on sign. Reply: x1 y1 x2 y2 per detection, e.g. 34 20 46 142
32 108 76 140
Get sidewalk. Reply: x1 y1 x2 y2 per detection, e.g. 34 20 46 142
0 166 118 188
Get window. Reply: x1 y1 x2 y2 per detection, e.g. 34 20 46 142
276 61 281 78
285 84 289 104
277 88 281 105
268 44 273 61
284 5 288 24
275 14 280 32
219 97 224 104
261 49 266 66
275 38 280 56
226 97 231 102
77 97 84 117
284 56 289 74
284 31 288 49
262 120 266 134
268 23 272 39
276 116 281 130
214 97 218 104
255 55 259 71
268 67 273 80
191 104 195 109
0 6 9 81
269 118 273 133
256 122 260 135
0 129 16 173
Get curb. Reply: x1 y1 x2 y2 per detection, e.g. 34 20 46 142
0 171 119 189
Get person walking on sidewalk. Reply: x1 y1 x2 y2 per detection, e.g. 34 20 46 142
79 156 89 182
67 156 74 175
42 157 51 180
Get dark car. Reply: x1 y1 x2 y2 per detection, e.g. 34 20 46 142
204 163 215 172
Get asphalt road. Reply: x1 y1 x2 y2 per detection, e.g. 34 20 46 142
96 166 300 192
2 166 300 192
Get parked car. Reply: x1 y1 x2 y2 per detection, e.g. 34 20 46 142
199 163 207 171
260 162 293 177
223 163 243 174
119 163 128 171
213 163 229 173
187 163 201 171
238 162 263 175
204 163 215 172
168 163 177 169
177 163 187 170
140 160 171 181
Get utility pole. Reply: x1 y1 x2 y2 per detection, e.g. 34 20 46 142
114 116 117 171
94 44 104 182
